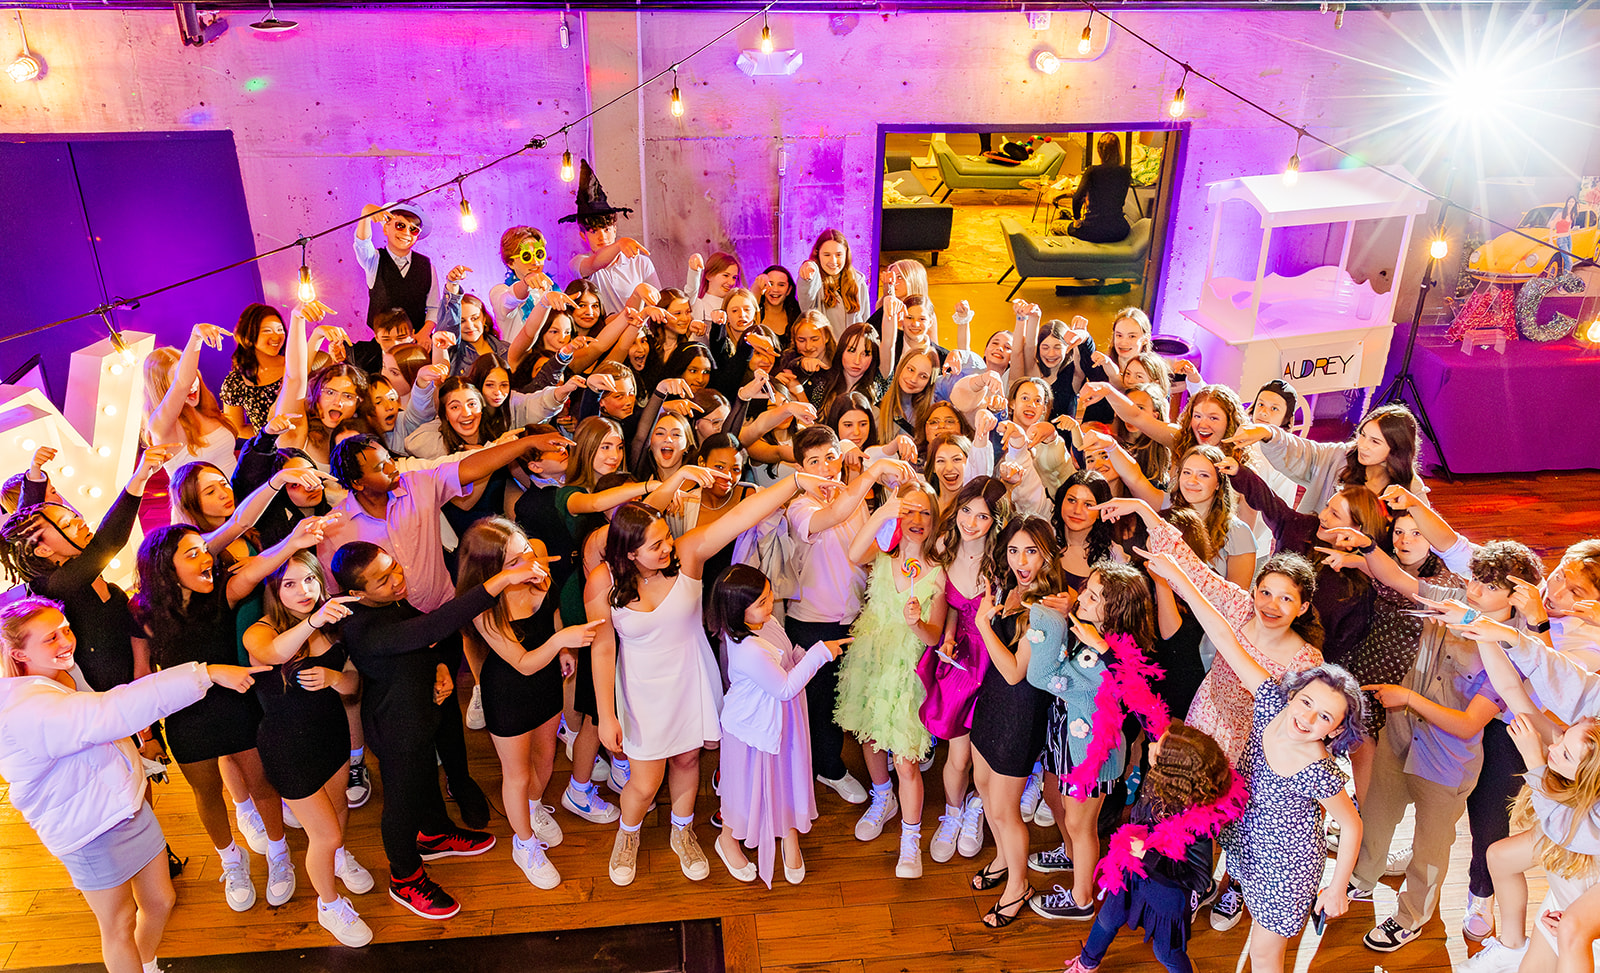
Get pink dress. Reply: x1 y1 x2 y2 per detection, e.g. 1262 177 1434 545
1147 519 1322 765
915 575 991 739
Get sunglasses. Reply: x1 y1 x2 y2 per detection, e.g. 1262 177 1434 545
517 245 547 264
388 219 421 235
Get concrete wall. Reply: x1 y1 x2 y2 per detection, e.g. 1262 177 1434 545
4 5 1597 347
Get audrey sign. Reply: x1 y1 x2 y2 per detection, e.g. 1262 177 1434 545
1279 343 1366 394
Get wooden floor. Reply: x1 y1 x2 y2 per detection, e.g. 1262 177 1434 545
3 470 1598 972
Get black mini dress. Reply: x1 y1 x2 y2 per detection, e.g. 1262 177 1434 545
255 643 351 800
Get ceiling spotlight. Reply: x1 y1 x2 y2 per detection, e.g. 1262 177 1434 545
250 0 297 32
1034 51 1061 75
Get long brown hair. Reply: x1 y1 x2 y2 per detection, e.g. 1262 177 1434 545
997 516 1065 604
566 416 626 491
1255 552 1325 649
1114 383 1172 486
258 551 331 677
1338 404 1420 490
232 303 285 382
808 229 861 315
604 502 678 609
455 517 525 650
1088 560 1156 654
930 476 1011 575
1168 445 1237 564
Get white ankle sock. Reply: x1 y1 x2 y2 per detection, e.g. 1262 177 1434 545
233 797 257 817
902 820 921 836
619 819 642 834
671 812 693 829
217 842 244 867
267 836 289 859
143 960 161 973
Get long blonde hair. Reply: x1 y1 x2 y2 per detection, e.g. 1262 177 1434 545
1510 721 1600 880
143 347 237 453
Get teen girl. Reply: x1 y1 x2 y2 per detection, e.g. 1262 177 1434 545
144 323 241 478
221 304 288 436
797 229 869 338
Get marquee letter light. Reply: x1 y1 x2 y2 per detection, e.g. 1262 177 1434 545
0 331 154 586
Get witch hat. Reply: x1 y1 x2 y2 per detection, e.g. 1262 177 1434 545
559 159 635 224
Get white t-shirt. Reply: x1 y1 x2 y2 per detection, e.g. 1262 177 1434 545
571 252 660 317
785 494 868 624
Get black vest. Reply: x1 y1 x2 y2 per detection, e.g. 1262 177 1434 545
367 248 433 331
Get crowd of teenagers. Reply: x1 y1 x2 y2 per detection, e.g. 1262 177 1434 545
3 162 1600 973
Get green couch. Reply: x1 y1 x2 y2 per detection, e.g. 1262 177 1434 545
996 209 1153 300
929 141 1067 201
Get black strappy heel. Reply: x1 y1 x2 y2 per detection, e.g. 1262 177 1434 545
971 863 1008 891
167 844 187 878
983 887 1034 928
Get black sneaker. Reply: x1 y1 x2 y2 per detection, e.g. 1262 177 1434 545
346 763 372 808
1364 916 1420 952
1210 879 1244 931
1027 842 1073 873
1028 884 1095 920
417 828 496 861
388 870 460 920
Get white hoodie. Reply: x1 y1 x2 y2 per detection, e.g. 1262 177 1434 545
0 662 211 856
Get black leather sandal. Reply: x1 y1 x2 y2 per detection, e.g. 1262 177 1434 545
983 887 1034 928
971 863 1008 891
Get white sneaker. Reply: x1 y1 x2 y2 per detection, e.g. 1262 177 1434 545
220 857 257 912
957 793 985 858
466 684 486 730
1034 796 1056 828
334 847 374 895
1464 892 1496 942
929 810 961 863
854 790 900 841
669 825 711 881
235 805 268 855
1460 935 1528 973
266 852 296 906
512 833 561 889
281 801 303 830
817 771 869 804
558 715 576 760
562 782 621 824
317 895 374 947
608 756 631 795
895 829 923 879
530 801 564 848
1020 773 1043 823
919 754 934 773
1384 847 1412 876
592 754 612 783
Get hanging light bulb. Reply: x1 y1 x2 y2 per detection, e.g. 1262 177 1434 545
670 65 684 117
1077 12 1094 55
559 149 574 182
760 15 774 54
1429 237 1449 260
295 239 317 302
558 14 570 50
457 179 478 233
1283 131 1303 186
7 53 41 83
1168 68 1189 119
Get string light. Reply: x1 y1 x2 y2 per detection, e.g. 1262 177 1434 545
1283 131 1303 186
457 178 478 233
760 13 773 53
670 64 684 117
558 11 570 50
296 239 317 303
560 128 575 182
1168 67 1189 119
1077 12 1094 55
8 11 43 83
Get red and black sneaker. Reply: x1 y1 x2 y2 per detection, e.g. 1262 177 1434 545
417 828 496 861
388 868 460 920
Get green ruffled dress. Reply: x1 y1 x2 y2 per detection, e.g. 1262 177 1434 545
834 554 942 761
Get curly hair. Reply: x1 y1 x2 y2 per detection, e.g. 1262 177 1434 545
329 434 385 491
1142 722 1233 819
1256 552 1326 649
1171 385 1246 472
1089 560 1156 653
305 361 370 449
1281 663 1367 756
0 503 76 584
1469 539 1545 592
132 525 226 667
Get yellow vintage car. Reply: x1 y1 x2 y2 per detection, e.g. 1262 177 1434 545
1466 203 1598 281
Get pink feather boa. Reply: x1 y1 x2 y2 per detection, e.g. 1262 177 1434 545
1057 632 1171 798
1093 767 1251 895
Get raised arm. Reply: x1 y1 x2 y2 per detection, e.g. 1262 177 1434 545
680 472 817 576
149 324 228 442
244 595 358 666
1142 547 1270 692
226 514 333 606
204 465 322 556
847 496 900 566
474 611 603 677
1380 484 1459 551
1080 382 1177 445
1115 500 1256 629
